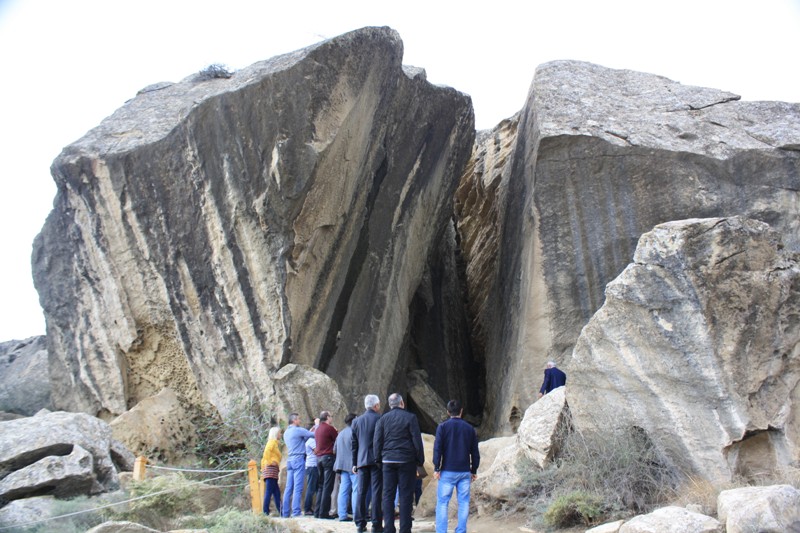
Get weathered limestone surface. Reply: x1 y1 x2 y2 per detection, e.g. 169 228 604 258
32 27 474 421
0 445 95 501
570 217 800 481
619 506 722 533
717 485 800 533
110 388 195 463
0 336 51 416
0 411 134 501
455 60 800 434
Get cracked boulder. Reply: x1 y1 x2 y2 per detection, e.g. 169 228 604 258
569 217 800 481
0 411 134 502
32 27 474 423
455 60 800 434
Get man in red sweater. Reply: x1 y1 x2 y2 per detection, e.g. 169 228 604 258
314 410 338 519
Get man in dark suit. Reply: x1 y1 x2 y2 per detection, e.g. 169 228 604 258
374 393 424 533
538 361 567 398
352 394 383 533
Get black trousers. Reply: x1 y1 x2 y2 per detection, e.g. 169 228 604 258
315 454 335 518
355 464 382 528
382 462 416 533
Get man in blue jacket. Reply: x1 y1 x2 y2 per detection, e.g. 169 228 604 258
538 361 567 398
374 393 424 533
352 394 383 533
433 399 480 533
281 413 315 517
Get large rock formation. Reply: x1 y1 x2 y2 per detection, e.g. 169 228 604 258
0 411 134 503
455 60 800 434
0 336 51 416
32 27 474 422
569 217 800 481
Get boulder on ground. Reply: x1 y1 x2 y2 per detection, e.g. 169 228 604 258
111 388 194 463
271 364 348 425
570 217 800 481
0 495 56 528
0 444 95 501
619 506 722 533
85 522 160 533
0 336 51 416
717 484 800 533
586 520 625 533
0 411 134 501
518 386 568 468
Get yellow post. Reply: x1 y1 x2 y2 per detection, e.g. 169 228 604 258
248 459 261 514
133 456 147 481
259 476 266 510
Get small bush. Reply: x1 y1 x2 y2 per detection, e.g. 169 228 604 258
194 394 277 471
181 506 289 532
106 473 202 530
196 63 233 81
515 411 683 527
543 490 606 527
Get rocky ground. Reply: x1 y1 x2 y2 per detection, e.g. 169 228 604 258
272 513 561 533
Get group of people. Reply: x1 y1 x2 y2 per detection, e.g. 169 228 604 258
260 392 481 533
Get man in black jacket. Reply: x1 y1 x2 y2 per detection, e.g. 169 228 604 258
352 394 383 533
374 393 424 533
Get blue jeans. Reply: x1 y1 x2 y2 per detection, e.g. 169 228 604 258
281 457 305 517
303 465 319 513
262 477 280 514
436 471 472 533
337 471 358 520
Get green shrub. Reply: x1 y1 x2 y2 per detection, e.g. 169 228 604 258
106 473 203 530
194 394 277 471
514 412 683 527
196 63 233 81
543 490 606 527
181 506 291 532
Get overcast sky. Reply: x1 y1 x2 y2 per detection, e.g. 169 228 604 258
1 0 798 341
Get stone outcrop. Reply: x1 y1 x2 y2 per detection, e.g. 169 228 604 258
110 388 195 463
0 411 134 502
619 506 722 533
717 485 800 533
0 445 95 501
32 27 474 423
0 336 51 416
0 496 56 528
472 388 568 502
271 363 348 424
569 217 800 481
455 60 800 434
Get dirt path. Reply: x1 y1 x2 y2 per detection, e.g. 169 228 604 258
279 513 544 532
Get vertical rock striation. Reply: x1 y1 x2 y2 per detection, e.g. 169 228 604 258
32 27 474 421
456 61 800 434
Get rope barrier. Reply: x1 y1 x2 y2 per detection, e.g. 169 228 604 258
0 470 243 531
146 464 247 474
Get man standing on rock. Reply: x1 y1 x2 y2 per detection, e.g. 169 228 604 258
538 361 567 398
352 394 383 533
281 413 315 518
433 399 480 533
314 410 338 519
374 393 424 533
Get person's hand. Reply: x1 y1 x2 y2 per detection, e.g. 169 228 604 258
537 392 543 399
471 473 477 481
433 471 440 480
